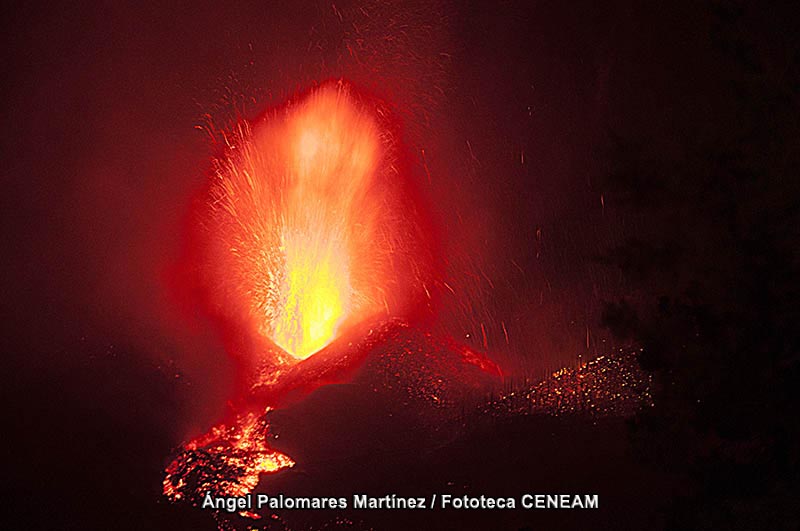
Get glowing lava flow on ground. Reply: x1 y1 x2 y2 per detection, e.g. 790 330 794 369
163 410 294 504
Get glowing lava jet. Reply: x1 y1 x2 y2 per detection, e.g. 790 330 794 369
202 81 431 365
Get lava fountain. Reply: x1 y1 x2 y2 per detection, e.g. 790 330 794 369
200 81 434 365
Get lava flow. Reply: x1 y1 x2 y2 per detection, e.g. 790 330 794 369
162 410 294 503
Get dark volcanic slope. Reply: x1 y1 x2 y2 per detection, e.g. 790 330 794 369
179 329 661 531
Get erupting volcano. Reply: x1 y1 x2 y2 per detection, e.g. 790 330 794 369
163 81 651 525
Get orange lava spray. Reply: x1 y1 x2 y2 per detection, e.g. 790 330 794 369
199 81 436 369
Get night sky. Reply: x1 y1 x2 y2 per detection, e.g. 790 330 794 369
3 2 799 530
